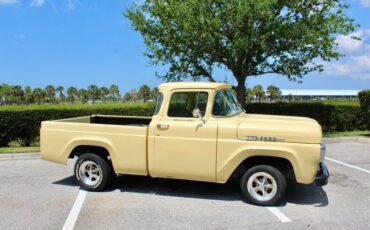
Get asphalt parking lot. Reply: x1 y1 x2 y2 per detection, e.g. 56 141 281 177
0 141 369 230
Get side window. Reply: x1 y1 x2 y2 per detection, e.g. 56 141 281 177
153 92 163 115
168 91 208 117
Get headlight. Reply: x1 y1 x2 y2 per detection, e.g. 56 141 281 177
320 143 326 162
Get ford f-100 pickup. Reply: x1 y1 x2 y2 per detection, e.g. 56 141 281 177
40 82 329 205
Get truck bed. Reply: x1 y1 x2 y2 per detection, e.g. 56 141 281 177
40 115 152 176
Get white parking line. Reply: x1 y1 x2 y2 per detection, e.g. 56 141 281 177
326 157 370 174
266 207 291 223
62 190 87 230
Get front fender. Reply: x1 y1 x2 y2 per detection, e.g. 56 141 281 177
216 143 320 184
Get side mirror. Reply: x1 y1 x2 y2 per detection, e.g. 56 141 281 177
192 108 205 124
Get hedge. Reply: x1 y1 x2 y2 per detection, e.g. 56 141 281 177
0 102 367 147
358 90 370 129
246 102 364 133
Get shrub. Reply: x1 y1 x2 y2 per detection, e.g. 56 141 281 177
358 90 370 129
0 101 366 147
246 102 364 132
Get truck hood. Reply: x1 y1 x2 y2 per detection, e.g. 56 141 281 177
237 114 322 144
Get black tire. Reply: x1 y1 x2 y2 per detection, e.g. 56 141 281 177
240 165 286 206
74 153 112 191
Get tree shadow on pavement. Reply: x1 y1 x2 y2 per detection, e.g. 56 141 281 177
53 174 328 206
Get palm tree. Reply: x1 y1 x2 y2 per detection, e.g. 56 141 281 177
138 85 151 102
56 86 65 102
150 87 159 101
11 85 24 104
245 88 253 103
67 87 78 104
45 85 56 103
88 85 101 102
109 84 120 101
100 87 109 101
123 92 132 102
24 86 33 104
78 88 89 104
129 89 138 102
252 85 265 103
266 85 282 102
32 88 45 105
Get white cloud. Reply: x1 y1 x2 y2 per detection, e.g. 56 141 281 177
67 0 77 10
359 0 370 7
0 0 18 5
335 29 370 54
324 28 370 80
30 0 44 7
325 53 370 80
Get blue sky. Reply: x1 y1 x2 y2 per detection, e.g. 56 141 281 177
1 0 370 93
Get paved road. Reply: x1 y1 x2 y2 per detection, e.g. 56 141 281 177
0 142 369 229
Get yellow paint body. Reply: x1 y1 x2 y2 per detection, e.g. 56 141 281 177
41 82 322 184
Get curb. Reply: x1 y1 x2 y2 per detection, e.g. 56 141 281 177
323 137 370 144
0 152 40 161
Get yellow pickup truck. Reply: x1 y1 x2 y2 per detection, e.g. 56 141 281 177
41 82 329 205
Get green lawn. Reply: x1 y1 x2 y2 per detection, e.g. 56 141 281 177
0 146 40 154
324 130 370 138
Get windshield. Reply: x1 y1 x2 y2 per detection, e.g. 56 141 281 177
212 89 243 117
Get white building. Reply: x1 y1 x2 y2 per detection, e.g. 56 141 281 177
280 89 360 100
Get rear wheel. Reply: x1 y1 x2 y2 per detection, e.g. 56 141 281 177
240 165 286 206
74 153 112 191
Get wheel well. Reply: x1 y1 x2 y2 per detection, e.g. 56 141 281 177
70 145 111 162
231 156 295 182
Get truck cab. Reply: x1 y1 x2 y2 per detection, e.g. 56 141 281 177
41 82 329 206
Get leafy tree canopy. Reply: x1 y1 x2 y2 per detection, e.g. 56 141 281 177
126 0 357 107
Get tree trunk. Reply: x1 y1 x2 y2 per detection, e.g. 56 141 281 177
235 78 246 109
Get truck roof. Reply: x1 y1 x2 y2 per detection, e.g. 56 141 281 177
159 82 231 90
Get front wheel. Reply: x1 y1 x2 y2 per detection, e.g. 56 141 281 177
74 153 112 191
240 165 286 206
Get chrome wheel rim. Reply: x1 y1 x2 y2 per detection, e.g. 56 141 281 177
78 160 102 186
247 172 277 202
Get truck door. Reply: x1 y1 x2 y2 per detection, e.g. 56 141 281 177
152 90 217 182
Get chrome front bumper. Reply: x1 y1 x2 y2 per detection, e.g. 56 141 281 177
315 143 329 186
315 162 329 186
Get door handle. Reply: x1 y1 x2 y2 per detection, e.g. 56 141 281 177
157 123 169 129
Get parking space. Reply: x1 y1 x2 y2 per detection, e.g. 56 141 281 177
0 141 370 229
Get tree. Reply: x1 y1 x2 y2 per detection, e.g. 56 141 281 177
45 85 56 103
88 85 101 102
0 84 12 105
252 85 265 103
266 85 282 102
129 89 138 102
138 84 151 102
32 88 45 105
24 86 33 104
67 87 78 104
100 87 109 101
245 88 253 103
126 0 356 108
78 89 89 104
123 92 133 102
11 85 24 104
150 87 159 101
109 84 120 101
56 86 65 102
